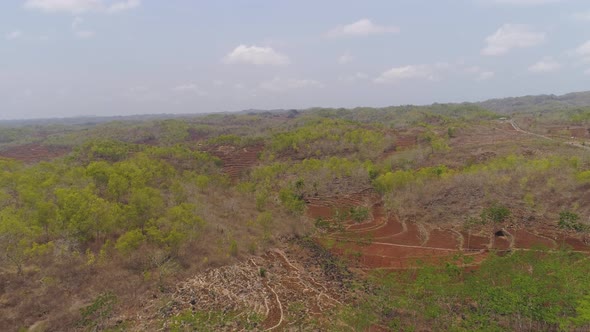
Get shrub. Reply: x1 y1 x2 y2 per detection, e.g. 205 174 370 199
558 211 586 232
115 229 146 254
350 206 370 223
481 203 511 224
78 292 117 329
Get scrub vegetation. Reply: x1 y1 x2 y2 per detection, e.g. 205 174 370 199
1 93 590 331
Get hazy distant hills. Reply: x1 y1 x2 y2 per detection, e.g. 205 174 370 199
475 91 590 114
3 91 590 125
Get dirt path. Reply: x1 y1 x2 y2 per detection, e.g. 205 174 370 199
509 119 590 151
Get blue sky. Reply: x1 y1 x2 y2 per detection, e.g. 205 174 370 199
1 0 590 119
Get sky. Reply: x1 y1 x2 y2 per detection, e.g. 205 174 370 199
1 0 590 119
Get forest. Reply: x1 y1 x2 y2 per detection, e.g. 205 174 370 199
1 96 590 331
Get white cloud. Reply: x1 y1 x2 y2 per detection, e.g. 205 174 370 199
339 72 369 82
337 53 354 65
528 57 562 73
259 77 323 92
23 0 141 14
481 24 545 56
327 19 400 37
107 0 140 13
572 11 590 21
5 30 23 40
24 0 101 13
464 66 495 81
487 0 564 5
72 17 83 29
585 68 590 75
172 83 208 96
223 45 290 66
465 66 483 74
374 65 437 83
71 17 94 38
74 30 94 38
575 40 590 62
477 71 495 80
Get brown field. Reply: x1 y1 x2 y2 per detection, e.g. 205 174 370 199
203 143 264 180
0 143 70 163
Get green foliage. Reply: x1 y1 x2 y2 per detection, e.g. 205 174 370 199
374 170 414 193
577 170 590 183
205 134 243 146
314 218 330 231
349 206 370 223
167 309 263 331
267 118 388 158
147 203 205 253
341 250 590 331
569 108 590 123
480 203 511 224
421 129 451 153
157 119 189 144
570 294 590 328
115 229 146 254
0 208 36 274
56 186 119 241
79 292 118 329
373 165 449 193
278 187 305 215
447 126 457 138
3 104 590 331
81 139 134 162
229 239 238 257
558 211 587 232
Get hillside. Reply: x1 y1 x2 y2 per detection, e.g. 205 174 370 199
0 101 589 331
476 90 590 114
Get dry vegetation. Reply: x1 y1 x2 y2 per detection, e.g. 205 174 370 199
1 98 590 331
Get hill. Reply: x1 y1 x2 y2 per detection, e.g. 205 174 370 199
475 90 590 114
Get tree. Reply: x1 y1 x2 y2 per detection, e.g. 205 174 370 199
126 187 164 232
481 203 510 224
55 186 118 242
0 208 35 275
35 201 57 240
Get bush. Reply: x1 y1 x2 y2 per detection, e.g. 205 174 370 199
350 206 370 223
78 292 117 329
481 203 511 224
115 229 146 254
558 211 587 232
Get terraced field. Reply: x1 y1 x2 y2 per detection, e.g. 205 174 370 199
307 190 590 271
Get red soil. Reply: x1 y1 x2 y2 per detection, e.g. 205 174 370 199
306 205 334 219
460 232 490 250
204 144 264 180
381 222 423 246
490 235 511 250
556 236 590 251
310 192 590 272
395 135 417 150
512 230 556 249
0 143 70 163
423 229 461 249
352 216 404 238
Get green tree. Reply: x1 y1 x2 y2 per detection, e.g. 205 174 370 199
115 229 146 254
126 187 164 232
0 209 35 275
481 203 511 224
